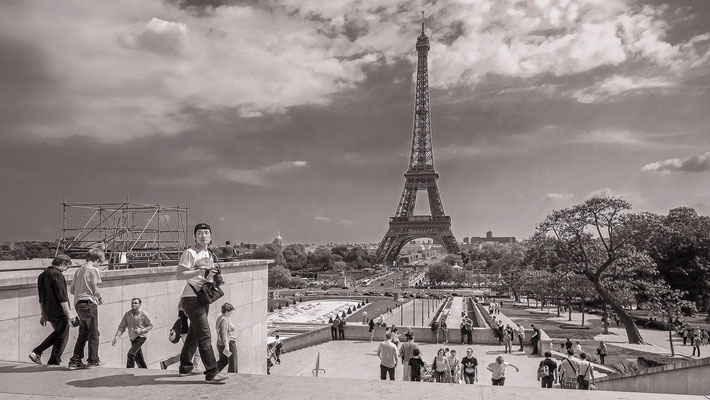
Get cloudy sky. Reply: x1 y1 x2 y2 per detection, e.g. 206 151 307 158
1 0 709 245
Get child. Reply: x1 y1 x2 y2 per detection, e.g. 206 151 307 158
408 349 426 382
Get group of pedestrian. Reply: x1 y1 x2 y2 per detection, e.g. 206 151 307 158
29 223 238 384
331 315 346 340
681 326 709 357
377 330 493 384
555 349 596 390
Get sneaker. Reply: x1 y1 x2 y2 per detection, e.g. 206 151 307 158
206 373 228 384
179 369 200 376
68 361 87 370
86 361 103 368
28 352 41 365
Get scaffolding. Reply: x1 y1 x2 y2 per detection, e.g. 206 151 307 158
56 199 189 268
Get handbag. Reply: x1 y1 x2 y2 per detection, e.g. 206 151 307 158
191 280 224 306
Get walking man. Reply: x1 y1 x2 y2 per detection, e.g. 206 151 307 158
464 316 473 345
176 223 227 383
29 255 73 366
112 297 153 368
377 332 399 380
68 249 104 369
538 351 558 388
399 331 420 381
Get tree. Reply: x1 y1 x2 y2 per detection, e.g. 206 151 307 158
644 208 710 315
530 197 661 344
268 265 292 289
427 262 454 286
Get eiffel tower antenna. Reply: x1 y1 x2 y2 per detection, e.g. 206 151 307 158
376 16 460 265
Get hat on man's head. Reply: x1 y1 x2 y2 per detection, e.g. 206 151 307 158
194 223 211 235
404 330 414 338
51 254 72 266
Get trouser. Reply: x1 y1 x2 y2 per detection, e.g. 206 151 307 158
33 317 70 365
433 370 445 382
460 328 466 344
442 329 448 343
690 337 695 346
338 328 345 340
127 336 147 368
683 336 687 345
492 377 505 386
70 301 99 364
532 339 539 355
274 347 281 363
331 327 337 340
466 331 472 345
518 336 524 350
693 346 700 356
599 354 605 364
463 374 476 384
541 375 553 388
380 364 395 380
217 341 238 373
402 363 411 381
179 297 218 379
504 341 512 353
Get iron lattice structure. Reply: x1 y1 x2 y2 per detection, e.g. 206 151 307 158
376 19 460 264
56 200 189 267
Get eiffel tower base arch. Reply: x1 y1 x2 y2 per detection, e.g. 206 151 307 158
376 217 460 264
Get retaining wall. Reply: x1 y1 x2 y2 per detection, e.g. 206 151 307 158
595 357 710 396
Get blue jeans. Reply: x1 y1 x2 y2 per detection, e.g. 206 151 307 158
33 317 70 365
70 301 99 364
179 297 218 379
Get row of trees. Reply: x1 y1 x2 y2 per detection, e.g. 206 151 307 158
425 198 710 345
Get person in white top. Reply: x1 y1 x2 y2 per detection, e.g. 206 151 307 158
377 333 399 380
176 223 226 384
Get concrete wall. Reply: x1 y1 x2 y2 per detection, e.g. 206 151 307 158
343 324 497 344
280 326 332 354
0 260 269 374
595 357 710 396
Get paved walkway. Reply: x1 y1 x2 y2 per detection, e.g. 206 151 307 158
541 309 707 359
0 361 701 400
384 298 440 327
273 339 545 387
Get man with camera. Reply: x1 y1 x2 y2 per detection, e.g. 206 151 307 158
29 255 73 366
68 248 105 369
176 223 227 384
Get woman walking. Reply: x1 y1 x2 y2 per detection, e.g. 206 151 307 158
597 341 607 365
431 348 451 383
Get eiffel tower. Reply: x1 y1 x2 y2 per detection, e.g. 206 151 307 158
376 17 460 264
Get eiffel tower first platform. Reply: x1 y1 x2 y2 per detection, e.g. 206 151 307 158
376 18 460 264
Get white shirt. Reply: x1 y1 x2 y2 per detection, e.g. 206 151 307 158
178 246 214 298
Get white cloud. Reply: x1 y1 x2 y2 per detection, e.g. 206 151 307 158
572 75 676 103
3 0 707 141
315 215 331 222
542 193 574 202
156 159 306 187
642 152 710 173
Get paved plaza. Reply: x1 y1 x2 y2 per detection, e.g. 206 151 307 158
272 338 544 386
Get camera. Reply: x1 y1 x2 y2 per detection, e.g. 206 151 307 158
212 264 224 287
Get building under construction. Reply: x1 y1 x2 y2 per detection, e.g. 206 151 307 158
56 200 189 268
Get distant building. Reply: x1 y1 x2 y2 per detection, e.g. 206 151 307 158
468 231 516 244
272 231 284 247
462 237 469 244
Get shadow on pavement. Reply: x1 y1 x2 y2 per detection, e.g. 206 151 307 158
66 373 220 388
0 365 70 374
